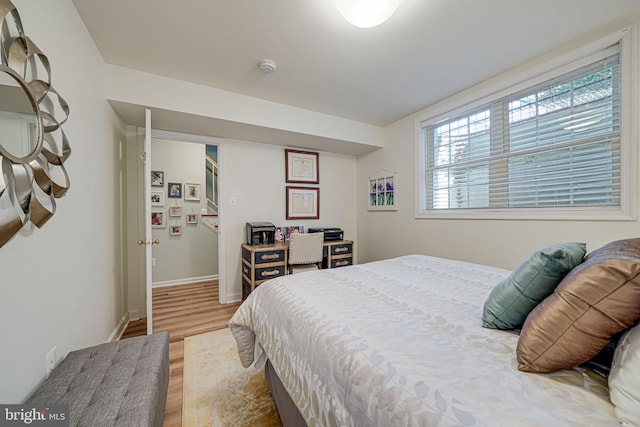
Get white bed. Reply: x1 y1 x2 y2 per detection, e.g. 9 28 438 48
229 254 618 426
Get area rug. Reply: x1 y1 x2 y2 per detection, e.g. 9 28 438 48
182 328 282 427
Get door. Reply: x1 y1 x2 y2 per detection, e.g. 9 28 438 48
143 109 154 335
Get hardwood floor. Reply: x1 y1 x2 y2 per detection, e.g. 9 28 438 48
121 280 242 427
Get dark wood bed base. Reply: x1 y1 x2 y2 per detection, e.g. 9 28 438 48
265 360 308 427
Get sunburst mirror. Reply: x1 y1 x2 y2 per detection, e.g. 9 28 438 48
0 0 70 248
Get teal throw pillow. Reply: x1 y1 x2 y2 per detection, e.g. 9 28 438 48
482 242 586 330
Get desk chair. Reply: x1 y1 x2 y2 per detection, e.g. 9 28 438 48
288 232 324 274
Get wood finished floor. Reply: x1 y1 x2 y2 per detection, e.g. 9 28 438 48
121 280 242 427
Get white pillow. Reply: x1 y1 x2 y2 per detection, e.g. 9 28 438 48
610 323 640 425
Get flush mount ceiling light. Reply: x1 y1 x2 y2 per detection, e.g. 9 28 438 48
336 0 402 28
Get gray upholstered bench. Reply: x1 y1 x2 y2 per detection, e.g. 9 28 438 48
27 332 170 427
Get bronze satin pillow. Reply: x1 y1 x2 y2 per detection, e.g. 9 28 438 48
517 238 640 373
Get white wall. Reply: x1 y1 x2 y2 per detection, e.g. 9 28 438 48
356 17 640 270
221 139 357 301
150 138 218 284
0 0 127 403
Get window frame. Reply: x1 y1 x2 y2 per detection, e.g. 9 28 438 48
415 26 637 221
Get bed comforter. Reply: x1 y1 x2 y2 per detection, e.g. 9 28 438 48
229 254 618 426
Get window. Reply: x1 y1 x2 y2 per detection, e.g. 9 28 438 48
417 30 635 220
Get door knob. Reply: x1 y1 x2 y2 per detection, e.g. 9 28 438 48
138 239 160 245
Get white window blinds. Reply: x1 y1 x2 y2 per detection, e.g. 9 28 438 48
421 44 622 215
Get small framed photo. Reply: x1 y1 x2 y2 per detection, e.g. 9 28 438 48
286 186 319 220
186 214 198 224
151 170 164 187
151 211 165 228
368 170 398 211
169 206 182 217
184 183 201 201
286 149 319 184
168 183 182 198
151 191 164 207
170 225 182 236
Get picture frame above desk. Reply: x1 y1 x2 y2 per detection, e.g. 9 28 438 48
286 186 320 220
285 149 319 184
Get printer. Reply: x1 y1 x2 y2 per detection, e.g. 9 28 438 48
308 227 344 241
246 222 275 245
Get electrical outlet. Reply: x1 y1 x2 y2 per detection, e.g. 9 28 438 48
46 347 56 377
152 258 156 267
229 196 238 207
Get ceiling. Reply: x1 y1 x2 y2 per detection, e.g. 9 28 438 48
72 0 640 128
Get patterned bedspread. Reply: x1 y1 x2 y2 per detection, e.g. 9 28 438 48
229 255 618 426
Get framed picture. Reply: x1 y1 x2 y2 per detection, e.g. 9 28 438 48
184 183 201 201
151 211 165 228
368 170 397 211
286 186 319 220
151 170 164 187
186 214 198 224
275 226 305 242
151 191 164 207
169 206 182 217
285 149 319 184
168 182 182 198
169 224 182 236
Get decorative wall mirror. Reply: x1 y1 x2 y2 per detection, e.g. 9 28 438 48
0 68 41 162
0 0 71 248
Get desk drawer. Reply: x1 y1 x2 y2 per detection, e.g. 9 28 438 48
330 242 353 256
255 265 285 280
331 256 352 268
254 249 285 265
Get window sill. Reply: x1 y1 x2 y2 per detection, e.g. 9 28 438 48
415 207 635 221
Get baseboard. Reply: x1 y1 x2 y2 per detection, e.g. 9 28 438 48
152 274 218 288
107 313 130 342
224 292 242 304
128 309 141 321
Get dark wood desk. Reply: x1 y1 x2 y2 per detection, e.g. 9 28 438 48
241 240 354 299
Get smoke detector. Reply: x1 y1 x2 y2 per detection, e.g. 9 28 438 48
259 59 277 73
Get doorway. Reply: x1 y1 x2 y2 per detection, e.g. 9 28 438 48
149 137 219 286
140 129 224 333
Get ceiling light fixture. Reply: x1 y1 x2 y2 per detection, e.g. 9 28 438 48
336 0 402 28
259 59 277 73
